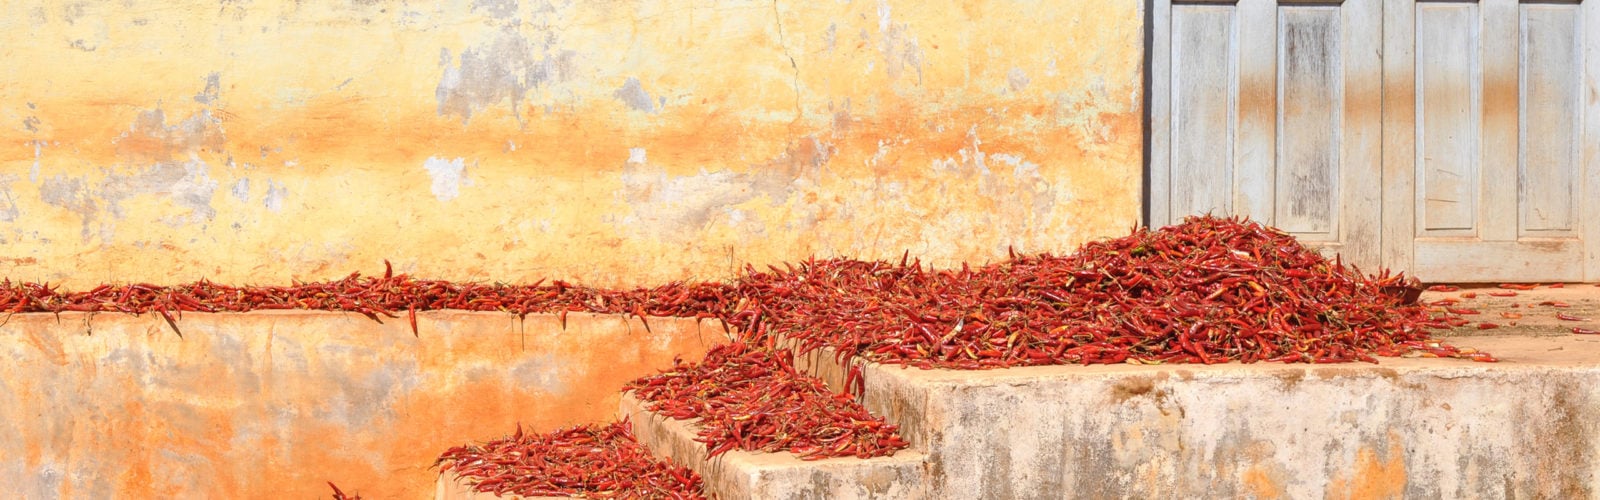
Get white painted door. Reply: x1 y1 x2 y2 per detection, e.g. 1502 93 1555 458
1151 0 1385 271
1382 0 1600 282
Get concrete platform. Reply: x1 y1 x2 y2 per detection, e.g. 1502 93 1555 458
798 335 1600 499
0 310 724 499
619 392 928 499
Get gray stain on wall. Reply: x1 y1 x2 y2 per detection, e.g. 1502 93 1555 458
436 25 577 124
39 75 226 243
618 137 833 237
612 77 656 113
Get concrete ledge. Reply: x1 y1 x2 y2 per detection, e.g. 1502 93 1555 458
0 311 725 499
619 393 928 499
434 471 568 499
797 335 1600 499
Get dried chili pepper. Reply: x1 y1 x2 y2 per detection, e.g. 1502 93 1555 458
434 421 704 499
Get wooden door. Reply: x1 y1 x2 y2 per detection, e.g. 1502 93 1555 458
1150 0 1385 271
1382 0 1600 282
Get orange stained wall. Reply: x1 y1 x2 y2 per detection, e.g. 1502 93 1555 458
0 311 722 499
0 0 1145 287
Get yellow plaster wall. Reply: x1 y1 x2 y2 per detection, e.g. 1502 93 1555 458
0 0 1143 287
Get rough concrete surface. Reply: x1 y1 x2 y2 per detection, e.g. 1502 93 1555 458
619 392 928 499
0 311 723 499
800 334 1600 499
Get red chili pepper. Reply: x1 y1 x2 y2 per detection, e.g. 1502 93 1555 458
1446 307 1481 315
1574 328 1600 335
1476 322 1499 330
1460 292 1477 299
1426 285 1460 292
1556 313 1588 322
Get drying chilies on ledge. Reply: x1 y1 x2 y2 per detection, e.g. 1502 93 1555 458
1 215 1487 365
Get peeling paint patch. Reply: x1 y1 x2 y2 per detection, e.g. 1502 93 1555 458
194 72 221 105
38 159 220 243
264 180 287 212
231 178 250 202
436 25 577 123
29 142 42 183
423 157 467 202
875 0 924 83
1008 67 1030 92
612 77 657 113
472 0 517 19
115 107 225 164
39 175 97 241
0 175 21 222
618 138 831 236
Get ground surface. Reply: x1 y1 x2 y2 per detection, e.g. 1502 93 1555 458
1420 285 1600 338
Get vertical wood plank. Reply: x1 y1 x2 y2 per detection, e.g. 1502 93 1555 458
1151 0 1173 227
1276 5 1342 236
1383 0 1418 273
1170 4 1239 218
1233 0 1278 224
1518 4 1581 234
1480 0 1519 241
1584 1 1600 280
1415 2 1480 235
1339 0 1385 271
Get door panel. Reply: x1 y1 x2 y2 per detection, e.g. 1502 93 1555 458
1169 4 1239 218
1385 0 1599 282
1151 0 1383 270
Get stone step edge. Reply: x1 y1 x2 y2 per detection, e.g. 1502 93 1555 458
619 392 928 500
434 471 571 500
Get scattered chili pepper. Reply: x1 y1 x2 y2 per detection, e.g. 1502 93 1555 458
624 342 908 461
1556 313 1588 322
1574 328 1600 335
327 482 360 500
1538 301 1572 308
1550 283 1565 288
1446 308 1481 315
1460 292 1477 299
1476 323 1499 330
434 421 704 498
1426 285 1460 292
1498 284 1539 291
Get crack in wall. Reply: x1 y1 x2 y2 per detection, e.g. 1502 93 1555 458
772 0 802 123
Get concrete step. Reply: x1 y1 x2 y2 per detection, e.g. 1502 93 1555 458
434 472 569 499
619 392 928 499
792 334 1600 499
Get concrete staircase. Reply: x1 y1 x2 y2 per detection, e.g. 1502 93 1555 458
440 334 1600 499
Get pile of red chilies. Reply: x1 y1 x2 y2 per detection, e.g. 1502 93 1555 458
434 421 705 499
730 215 1490 367
624 342 909 460
2 215 1484 364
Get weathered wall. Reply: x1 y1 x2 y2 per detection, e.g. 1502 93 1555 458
0 311 721 499
0 0 1143 287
